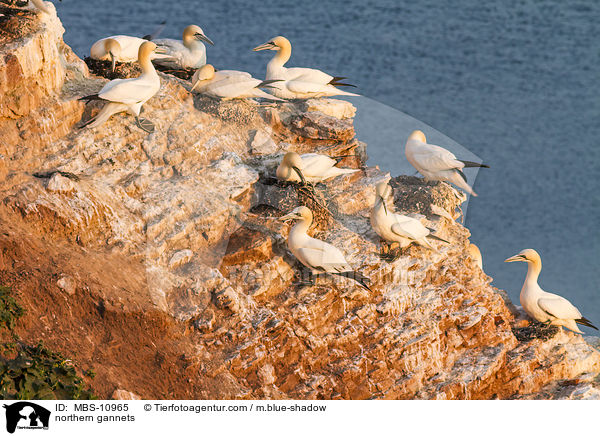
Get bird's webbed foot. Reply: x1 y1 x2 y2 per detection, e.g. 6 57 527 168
377 241 401 262
135 116 155 134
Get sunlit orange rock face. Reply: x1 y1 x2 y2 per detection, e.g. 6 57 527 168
0 6 598 400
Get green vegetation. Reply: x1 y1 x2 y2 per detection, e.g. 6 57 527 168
0 285 24 331
0 285 96 400
0 343 96 400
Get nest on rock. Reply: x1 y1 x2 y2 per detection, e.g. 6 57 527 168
192 94 264 126
390 175 462 219
0 6 37 42
154 64 195 80
296 183 335 229
84 57 142 80
512 322 559 342
253 174 336 232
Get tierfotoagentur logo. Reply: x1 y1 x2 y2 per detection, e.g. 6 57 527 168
2 402 51 434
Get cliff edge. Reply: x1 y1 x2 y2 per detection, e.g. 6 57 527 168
1 6 599 400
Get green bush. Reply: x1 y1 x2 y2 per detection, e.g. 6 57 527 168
0 286 96 400
0 342 97 400
0 285 24 330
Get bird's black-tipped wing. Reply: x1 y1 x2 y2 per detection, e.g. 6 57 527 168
329 76 357 88
79 94 101 103
426 233 449 244
332 270 371 291
576 317 598 330
460 160 490 168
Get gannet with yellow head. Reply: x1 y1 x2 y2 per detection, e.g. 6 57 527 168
90 36 152 72
468 243 483 270
29 0 59 14
190 64 283 101
276 151 359 184
153 25 214 70
505 248 597 333
370 181 447 259
405 130 489 197
80 41 166 133
279 206 370 290
253 36 359 99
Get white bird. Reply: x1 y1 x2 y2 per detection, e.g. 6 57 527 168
190 64 284 101
80 41 165 133
405 130 489 197
505 249 597 333
276 152 359 184
29 0 58 14
279 206 370 290
90 36 150 72
468 243 483 270
153 25 214 70
370 181 447 259
253 36 359 99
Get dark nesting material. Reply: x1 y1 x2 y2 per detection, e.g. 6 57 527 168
154 63 195 80
512 322 559 342
390 175 462 218
84 57 142 80
0 6 37 42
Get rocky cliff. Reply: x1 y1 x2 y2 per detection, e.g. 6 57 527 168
1 6 599 400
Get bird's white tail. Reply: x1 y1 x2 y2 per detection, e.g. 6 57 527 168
86 102 128 129
417 238 438 252
449 171 477 196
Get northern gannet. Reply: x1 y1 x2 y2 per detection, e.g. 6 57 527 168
190 64 283 101
405 130 489 197
29 0 59 14
80 41 165 133
276 152 359 184
370 181 447 259
505 249 598 333
253 36 359 99
280 206 370 290
153 25 214 70
468 243 483 270
90 36 150 72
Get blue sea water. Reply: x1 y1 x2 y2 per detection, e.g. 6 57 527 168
54 0 600 328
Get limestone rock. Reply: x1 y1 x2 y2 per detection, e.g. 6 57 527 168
57 274 76 295
304 98 357 120
111 389 141 400
47 173 76 193
0 6 598 401
169 250 194 270
249 129 278 155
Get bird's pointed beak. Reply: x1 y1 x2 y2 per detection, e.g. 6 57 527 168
279 212 297 222
379 195 388 215
253 42 272 52
109 52 116 72
292 166 307 185
154 46 168 55
196 34 214 45
504 254 525 263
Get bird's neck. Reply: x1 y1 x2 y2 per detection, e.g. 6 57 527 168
276 165 291 181
524 261 541 284
373 198 385 216
375 196 393 217
185 39 204 52
182 36 193 49
139 56 158 77
290 220 310 238
269 46 291 70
